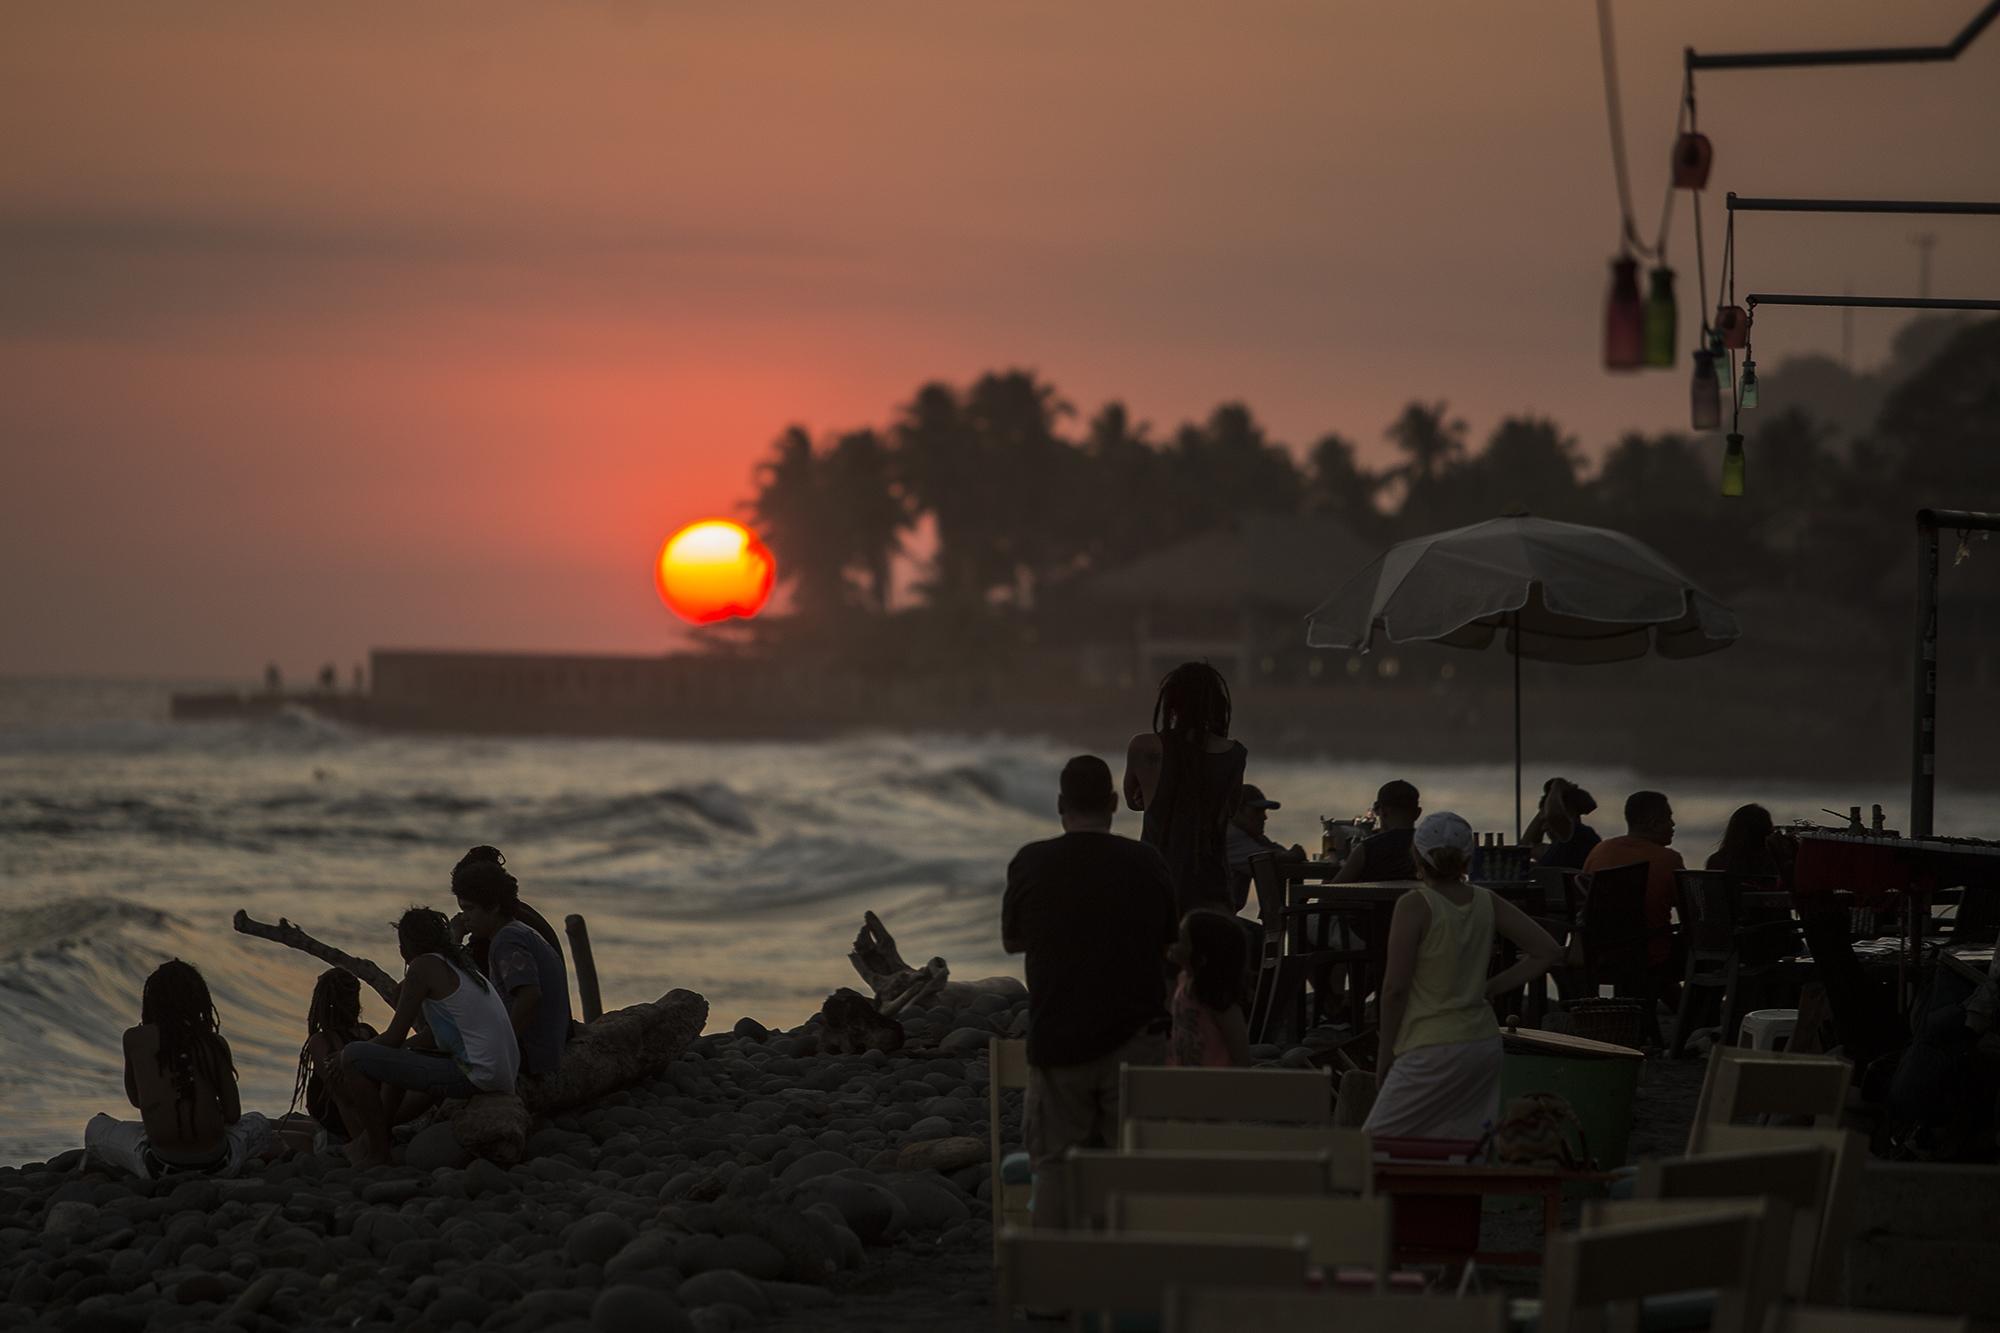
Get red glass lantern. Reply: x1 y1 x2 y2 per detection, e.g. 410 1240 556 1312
1715 304 1750 350
1604 257 1645 370
1673 132 1713 190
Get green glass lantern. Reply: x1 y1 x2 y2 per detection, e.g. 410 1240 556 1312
1708 331 1732 391
1739 356 1759 410
1721 433 1746 497
1643 267 1677 368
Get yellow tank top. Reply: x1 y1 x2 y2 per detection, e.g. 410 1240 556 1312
1393 883 1500 1056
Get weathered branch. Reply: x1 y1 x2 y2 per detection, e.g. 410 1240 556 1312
232 910 399 1008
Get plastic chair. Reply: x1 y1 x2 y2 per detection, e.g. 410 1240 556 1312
1582 1197 1793 1327
1165 1289 1507 1333
1541 1201 1774 1333
1635 1142 1832 1303
1687 1044 1851 1141
996 1229 1310 1333
988 1036 1032 1262
1117 1064 1332 1139
1687 1045 1850 1149
1110 1192 1391 1289
1739 1007 1798 1050
1064 1149 1341 1231
1563 862 1661 1037
1119 1120 1372 1194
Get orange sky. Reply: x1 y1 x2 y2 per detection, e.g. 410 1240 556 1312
4 2 1997 676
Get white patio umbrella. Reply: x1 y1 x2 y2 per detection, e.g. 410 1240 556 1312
1303 514 1739 837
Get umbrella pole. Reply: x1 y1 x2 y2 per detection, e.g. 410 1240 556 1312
1513 612 1522 842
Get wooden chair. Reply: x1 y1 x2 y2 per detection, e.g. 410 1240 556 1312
1562 862 1660 1038
988 1036 1032 1261
1119 1121 1372 1193
1580 1197 1791 1328
1249 851 1369 1041
1687 1044 1851 1148
1767 1310 1972 1333
996 1229 1310 1333
1687 1125 1865 1303
1635 1143 1831 1302
1111 1192 1391 1289
1668 870 1806 1057
1065 1149 1340 1231
1541 1202 1773 1333
1118 1064 1333 1139
1165 1288 1508 1333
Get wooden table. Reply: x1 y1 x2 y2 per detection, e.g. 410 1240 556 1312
1278 879 1419 1044
1375 1161 1615 1267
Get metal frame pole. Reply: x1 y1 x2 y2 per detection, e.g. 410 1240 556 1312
1748 295 2000 312
1726 196 2000 216
1911 509 2000 838
1687 2 2000 71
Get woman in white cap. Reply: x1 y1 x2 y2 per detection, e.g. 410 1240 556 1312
1365 812 1563 1141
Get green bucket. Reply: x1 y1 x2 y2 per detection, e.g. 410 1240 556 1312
1498 1028 1645 1171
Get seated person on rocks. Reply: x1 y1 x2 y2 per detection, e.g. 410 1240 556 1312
452 846 574 1081
453 843 566 972
285 968 378 1150
85 959 271 1179
335 906 519 1166
1225 782 1306 922
1169 909 1252 1068
1002 754 1177 1229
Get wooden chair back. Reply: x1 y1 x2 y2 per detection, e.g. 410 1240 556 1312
1688 1045 1850 1147
988 1037 1033 1255
997 1230 1309 1333
1118 1121 1372 1193
1636 1143 1830 1301
1065 1149 1338 1231
1248 850 1287 934
1576 861 1652 961
1118 1064 1333 1138
1688 1125 1865 1303
1542 1201 1772 1333
1767 1310 1972 1333
1581 1197 1791 1325
1165 1288 1508 1333
1111 1192 1390 1285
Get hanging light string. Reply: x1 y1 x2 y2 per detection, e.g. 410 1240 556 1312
1597 0 1684 258
1688 77 1709 335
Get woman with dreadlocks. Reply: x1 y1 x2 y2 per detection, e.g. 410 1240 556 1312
336 906 519 1166
1123 662 1247 917
286 968 378 1147
84 959 271 1179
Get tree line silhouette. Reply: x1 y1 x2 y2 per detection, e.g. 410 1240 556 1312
743 316 2000 629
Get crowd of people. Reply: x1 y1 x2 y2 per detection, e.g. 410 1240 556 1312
83 845 576 1179
999 660 1804 1222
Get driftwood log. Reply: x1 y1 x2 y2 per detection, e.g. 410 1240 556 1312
826 913 1025 1053
231 910 399 1007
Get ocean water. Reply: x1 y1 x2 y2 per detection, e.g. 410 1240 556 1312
1 676 1986 1164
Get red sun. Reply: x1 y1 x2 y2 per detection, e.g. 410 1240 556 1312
655 520 776 625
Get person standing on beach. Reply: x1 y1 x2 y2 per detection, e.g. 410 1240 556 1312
1002 755 1177 1229
85 959 271 1179
453 846 574 1080
1123 662 1246 917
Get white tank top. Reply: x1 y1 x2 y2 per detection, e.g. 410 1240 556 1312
420 955 520 1094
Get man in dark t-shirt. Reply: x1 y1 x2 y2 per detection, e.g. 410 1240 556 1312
1002 754 1177 1229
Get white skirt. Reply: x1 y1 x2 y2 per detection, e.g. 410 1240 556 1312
1362 1036 1504 1141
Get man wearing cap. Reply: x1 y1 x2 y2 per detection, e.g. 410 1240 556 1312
1225 783 1307 916
1334 779 1423 883
1001 755 1177 1230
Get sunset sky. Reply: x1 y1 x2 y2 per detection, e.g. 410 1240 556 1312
5 2 1997 677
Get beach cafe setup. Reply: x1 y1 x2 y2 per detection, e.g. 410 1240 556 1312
988 509 2000 1330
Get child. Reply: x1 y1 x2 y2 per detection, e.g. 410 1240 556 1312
285 968 377 1147
1366 812 1563 1140
85 959 270 1179
1168 909 1252 1068
334 906 519 1166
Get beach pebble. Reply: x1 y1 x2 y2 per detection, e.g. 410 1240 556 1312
532 1157 587 1185
760 1279 836 1309
939 1027 992 1057
678 1269 770 1315
406 1123 472 1173
604 1231 681 1285
360 1177 424 1206
895 1137 985 1173
593 1283 693 1333
351 1212 417 1258
172 1273 230 1305
465 1157 517 1198
904 1116 954 1140
792 1176 900 1243
566 1211 636 1267
423 1285 489 1328
916 1096 970 1121
776 1151 853 1188
689 1305 751 1333
878 1175 971 1230
732 1018 770 1043
699 1233 784 1280
43 1199 100 1237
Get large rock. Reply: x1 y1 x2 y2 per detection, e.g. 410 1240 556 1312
939 1027 993 1057
816 989 904 1056
566 1212 637 1267
790 1176 901 1244
451 1093 529 1165
677 1269 770 1315
42 1200 99 1237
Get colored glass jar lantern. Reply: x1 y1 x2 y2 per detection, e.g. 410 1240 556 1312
1691 350 1721 431
1673 132 1714 190
1715 304 1750 349
1604 257 1645 370
1643 267 1678 368
1721 432 1746 497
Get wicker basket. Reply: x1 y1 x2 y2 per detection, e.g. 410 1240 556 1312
1564 999 1648 1049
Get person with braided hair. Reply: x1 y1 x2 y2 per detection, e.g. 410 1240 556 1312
286 968 378 1146
451 843 565 973
1122 662 1247 918
335 906 519 1166
84 959 271 1179
452 846 573 1079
